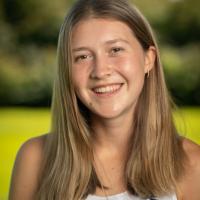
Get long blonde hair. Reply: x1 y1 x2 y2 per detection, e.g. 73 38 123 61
37 0 186 199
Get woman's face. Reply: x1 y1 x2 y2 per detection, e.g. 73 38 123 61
71 18 155 120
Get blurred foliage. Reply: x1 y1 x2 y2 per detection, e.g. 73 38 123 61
0 0 199 106
162 44 200 105
1 0 68 45
156 0 200 45
0 47 55 106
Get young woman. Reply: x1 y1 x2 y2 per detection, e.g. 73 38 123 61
9 0 200 199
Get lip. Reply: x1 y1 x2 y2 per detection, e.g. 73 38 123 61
91 83 124 97
92 83 124 89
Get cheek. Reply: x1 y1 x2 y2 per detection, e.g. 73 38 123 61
72 69 84 93
72 67 90 102
72 65 86 83
115 55 145 77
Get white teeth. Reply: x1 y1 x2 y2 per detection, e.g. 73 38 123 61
93 84 121 94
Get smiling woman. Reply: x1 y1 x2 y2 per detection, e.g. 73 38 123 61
8 0 200 200
71 18 155 119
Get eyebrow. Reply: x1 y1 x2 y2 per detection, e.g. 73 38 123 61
72 38 130 52
105 38 130 45
72 47 89 52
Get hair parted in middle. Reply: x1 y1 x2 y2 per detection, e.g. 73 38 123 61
36 0 186 199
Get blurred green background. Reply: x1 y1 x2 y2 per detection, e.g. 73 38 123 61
0 0 200 199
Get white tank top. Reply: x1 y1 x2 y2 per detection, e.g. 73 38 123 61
85 191 177 200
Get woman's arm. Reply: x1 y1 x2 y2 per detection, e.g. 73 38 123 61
9 135 45 200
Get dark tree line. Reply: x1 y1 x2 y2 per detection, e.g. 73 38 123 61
0 0 199 106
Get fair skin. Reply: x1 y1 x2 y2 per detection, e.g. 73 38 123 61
9 18 200 200
71 18 155 195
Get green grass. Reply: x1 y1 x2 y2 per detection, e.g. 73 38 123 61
0 107 50 200
0 107 200 200
174 107 200 143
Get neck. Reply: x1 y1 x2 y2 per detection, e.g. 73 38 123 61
90 114 134 195
91 113 134 156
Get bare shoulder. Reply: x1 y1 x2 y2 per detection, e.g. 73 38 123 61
9 134 48 200
182 137 200 167
178 137 200 199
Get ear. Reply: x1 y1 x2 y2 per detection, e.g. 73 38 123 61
144 46 156 74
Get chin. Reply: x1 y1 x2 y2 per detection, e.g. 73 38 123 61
91 108 126 120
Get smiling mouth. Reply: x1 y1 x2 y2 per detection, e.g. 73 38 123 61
92 83 123 95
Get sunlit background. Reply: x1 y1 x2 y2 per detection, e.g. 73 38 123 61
0 0 200 199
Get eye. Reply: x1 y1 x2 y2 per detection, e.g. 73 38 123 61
110 47 124 55
74 54 92 63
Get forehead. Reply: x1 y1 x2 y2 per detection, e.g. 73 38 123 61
71 18 137 46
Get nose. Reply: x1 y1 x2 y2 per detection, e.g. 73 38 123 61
90 55 112 79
